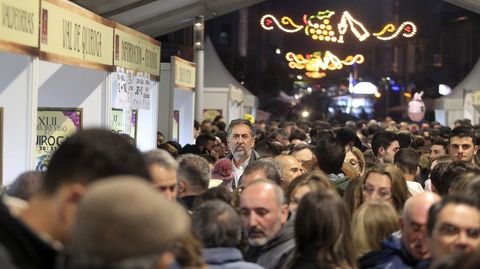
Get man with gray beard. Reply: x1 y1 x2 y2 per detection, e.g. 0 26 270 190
239 180 294 269
226 119 260 189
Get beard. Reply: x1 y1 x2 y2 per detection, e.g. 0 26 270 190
247 227 268 247
231 145 252 161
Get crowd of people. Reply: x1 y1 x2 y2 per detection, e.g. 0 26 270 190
2 115 480 269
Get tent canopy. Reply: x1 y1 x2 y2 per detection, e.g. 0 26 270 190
71 0 265 37
204 37 250 93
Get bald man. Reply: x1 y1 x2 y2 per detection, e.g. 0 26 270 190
274 154 304 191
376 192 441 268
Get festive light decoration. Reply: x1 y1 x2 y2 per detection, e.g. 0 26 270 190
373 22 417 40
260 14 304 33
285 51 365 72
338 11 370 42
260 10 417 43
305 71 327 79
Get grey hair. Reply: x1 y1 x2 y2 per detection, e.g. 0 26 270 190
243 158 283 186
226 119 255 138
177 154 210 192
192 200 241 248
142 149 178 170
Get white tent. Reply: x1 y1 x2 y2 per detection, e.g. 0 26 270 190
435 57 480 126
203 37 258 122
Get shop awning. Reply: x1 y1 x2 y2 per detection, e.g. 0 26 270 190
70 0 266 37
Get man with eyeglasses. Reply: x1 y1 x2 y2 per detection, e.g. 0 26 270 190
419 195 480 268
226 119 260 189
448 126 478 164
375 192 441 269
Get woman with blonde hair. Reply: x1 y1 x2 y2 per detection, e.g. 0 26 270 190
352 200 400 268
344 146 365 177
357 164 409 214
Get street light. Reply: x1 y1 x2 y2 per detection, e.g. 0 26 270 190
297 75 303 80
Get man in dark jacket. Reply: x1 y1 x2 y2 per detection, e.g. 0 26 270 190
0 129 151 269
239 180 295 269
375 192 440 269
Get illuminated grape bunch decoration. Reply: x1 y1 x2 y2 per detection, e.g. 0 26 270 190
260 9 417 77
304 10 338 42
260 10 417 43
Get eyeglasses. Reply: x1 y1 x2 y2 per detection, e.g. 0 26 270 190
345 159 359 167
361 184 392 200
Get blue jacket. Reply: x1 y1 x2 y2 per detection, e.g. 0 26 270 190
375 232 421 269
203 247 264 269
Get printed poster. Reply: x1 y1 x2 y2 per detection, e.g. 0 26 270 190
111 108 123 134
172 110 179 142
36 108 82 171
130 110 138 141
114 67 128 108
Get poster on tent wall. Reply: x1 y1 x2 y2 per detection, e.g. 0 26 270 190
172 110 179 142
114 68 129 108
115 69 151 110
36 108 82 171
111 108 123 134
133 72 150 110
130 110 138 141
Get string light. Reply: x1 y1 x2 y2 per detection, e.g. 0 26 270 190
285 51 365 71
260 14 304 33
260 10 417 43
373 21 417 40
338 11 370 42
305 71 327 79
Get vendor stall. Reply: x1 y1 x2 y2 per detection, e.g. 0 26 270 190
0 0 161 184
158 56 196 146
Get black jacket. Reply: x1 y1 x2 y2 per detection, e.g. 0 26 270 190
0 198 58 269
245 219 295 269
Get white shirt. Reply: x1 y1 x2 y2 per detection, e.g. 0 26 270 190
232 156 251 188
406 181 424 196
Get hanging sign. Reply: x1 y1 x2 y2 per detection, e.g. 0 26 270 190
114 23 161 80
172 56 196 90
0 0 39 54
40 0 114 70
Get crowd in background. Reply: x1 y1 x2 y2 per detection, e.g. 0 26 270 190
2 115 480 269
